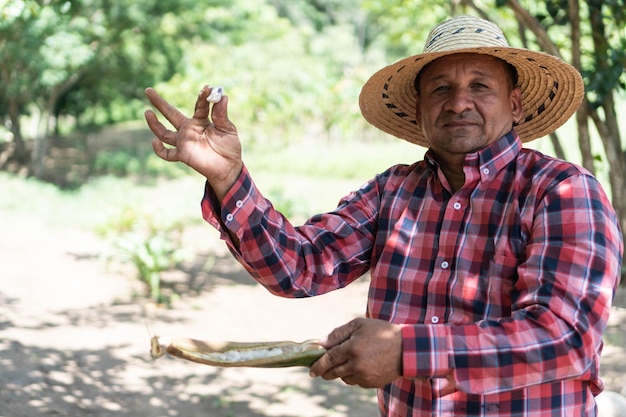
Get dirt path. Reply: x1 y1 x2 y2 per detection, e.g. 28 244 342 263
0 209 378 416
1 207 625 417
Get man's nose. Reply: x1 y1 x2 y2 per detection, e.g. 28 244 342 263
443 88 473 113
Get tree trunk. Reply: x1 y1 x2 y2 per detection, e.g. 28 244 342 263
29 72 82 179
568 0 596 174
7 100 29 165
506 0 562 57
587 1 626 273
459 0 491 20
29 109 54 179
548 133 566 160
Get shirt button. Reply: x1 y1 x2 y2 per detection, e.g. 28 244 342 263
235 200 244 208
441 260 449 269
226 213 234 222
482 168 490 175
453 202 462 210
431 316 440 324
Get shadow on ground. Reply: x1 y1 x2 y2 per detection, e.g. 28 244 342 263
0 334 374 417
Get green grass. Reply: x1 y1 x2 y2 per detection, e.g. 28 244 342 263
245 139 424 181
0 172 204 231
1 138 426 228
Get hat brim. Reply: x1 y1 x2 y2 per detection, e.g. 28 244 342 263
359 47 584 147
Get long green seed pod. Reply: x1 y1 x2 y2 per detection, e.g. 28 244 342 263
150 336 326 368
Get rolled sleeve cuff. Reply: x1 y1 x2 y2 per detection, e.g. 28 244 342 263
201 165 258 244
400 323 452 379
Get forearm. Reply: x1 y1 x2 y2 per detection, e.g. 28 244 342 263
201 165 375 297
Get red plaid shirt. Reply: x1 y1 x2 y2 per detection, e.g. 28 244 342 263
201 132 623 416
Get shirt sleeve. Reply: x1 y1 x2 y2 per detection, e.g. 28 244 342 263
201 165 378 297
451 174 623 394
401 173 623 395
400 323 452 379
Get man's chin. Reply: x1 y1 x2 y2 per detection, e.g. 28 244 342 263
440 136 488 155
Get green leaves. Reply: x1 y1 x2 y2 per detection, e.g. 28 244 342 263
40 31 93 87
98 207 187 304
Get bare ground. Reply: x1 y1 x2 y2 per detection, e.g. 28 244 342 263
0 207 379 417
1 205 625 417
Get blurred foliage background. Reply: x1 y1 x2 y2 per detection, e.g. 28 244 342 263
1 0 625 290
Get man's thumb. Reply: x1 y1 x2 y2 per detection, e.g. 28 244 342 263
320 318 362 349
211 95 236 133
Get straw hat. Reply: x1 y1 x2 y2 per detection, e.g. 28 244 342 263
359 15 584 146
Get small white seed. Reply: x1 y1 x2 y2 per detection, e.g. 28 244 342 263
206 86 224 103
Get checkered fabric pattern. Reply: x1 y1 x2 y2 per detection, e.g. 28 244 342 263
201 131 623 416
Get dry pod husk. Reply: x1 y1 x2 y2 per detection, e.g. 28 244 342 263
150 336 326 368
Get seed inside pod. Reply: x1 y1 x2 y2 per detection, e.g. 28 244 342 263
206 87 224 103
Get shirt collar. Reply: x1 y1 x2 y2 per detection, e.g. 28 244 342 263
476 130 522 176
424 130 522 188
424 130 521 173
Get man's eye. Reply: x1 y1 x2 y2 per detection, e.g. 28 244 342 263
432 85 450 93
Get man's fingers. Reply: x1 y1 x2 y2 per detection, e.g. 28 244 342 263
192 86 211 120
145 110 179 146
211 95 237 135
309 340 350 378
145 88 186 130
310 319 402 389
310 319 362 377
321 318 362 348
144 108 173 139
144 109 161 135
151 138 179 162
315 359 354 382
320 362 352 382
340 375 359 386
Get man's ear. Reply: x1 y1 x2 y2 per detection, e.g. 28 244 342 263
511 88 523 123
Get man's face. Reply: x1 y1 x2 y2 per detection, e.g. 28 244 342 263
415 53 523 158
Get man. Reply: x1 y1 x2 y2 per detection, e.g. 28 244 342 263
144 15 623 417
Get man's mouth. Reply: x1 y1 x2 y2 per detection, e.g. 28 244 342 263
443 121 477 128
440 115 481 128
